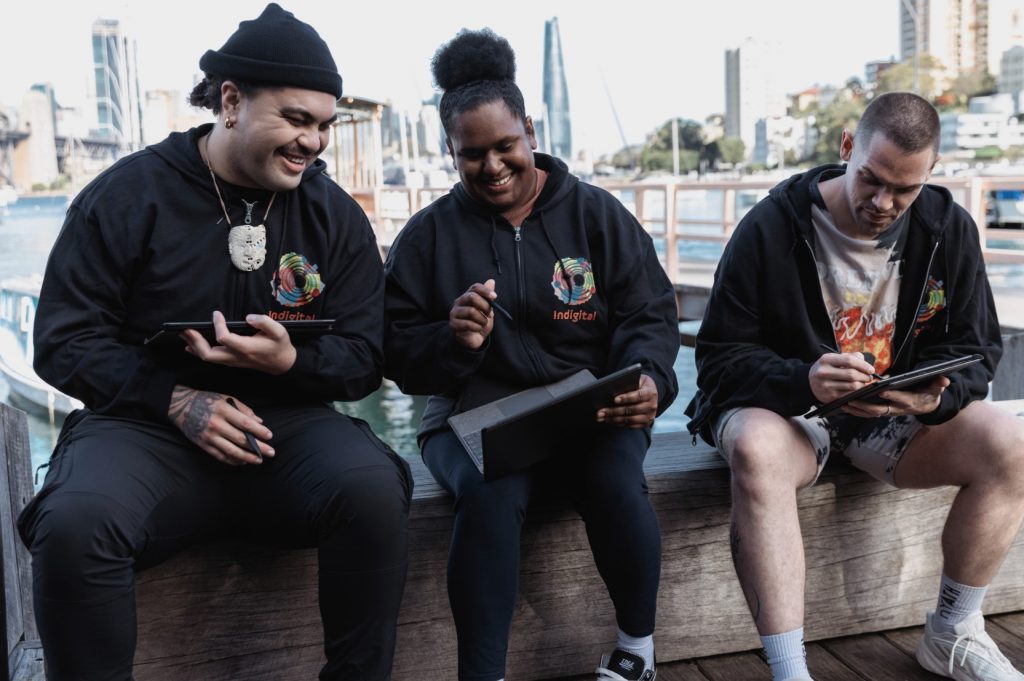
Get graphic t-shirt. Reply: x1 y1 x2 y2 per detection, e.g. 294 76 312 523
811 197 908 374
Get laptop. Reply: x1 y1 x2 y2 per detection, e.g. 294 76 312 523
448 364 643 480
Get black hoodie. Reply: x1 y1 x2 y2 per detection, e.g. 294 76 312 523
383 153 680 439
33 124 385 422
685 163 1002 443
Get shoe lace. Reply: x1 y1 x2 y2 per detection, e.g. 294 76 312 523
948 632 974 676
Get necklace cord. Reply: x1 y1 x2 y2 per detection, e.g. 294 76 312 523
202 134 276 224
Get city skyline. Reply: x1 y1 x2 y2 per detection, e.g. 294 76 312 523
2 1 899 157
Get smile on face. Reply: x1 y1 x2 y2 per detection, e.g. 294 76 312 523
220 84 338 192
447 100 538 214
839 129 937 239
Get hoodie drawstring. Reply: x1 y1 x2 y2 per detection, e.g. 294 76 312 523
490 215 502 275
538 211 569 290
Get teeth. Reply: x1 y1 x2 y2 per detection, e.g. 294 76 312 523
488 176 511 186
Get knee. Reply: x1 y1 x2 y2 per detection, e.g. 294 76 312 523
725 419 803 493
21 492 135 600
322 460 411 537
981 423 1024 493
452 476 528 527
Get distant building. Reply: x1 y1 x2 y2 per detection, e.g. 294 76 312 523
1000 44 1024 91
12 90 59 191
939 98 1024 154
91 18 145 153
542 17 572 161
416 100 445 158
865 59 898 91
753 115 815 167
724 37 787 160
988 0 1024 78
143 90 209 146
900 0 989 92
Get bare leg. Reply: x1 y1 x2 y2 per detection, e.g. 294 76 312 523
721 408 820 635
893 401 1024 586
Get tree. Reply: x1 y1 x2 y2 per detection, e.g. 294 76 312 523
949 68 996 106
638 118 706 173
717 137 745 166
876 55 942 97
807 95 866 165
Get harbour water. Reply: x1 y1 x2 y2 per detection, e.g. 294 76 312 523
0 195 696 481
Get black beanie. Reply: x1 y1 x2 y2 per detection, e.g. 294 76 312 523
199 3 342 99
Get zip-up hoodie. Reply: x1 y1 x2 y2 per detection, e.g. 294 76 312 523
685 163 1002 443
384 153 680 439
34 123 385 422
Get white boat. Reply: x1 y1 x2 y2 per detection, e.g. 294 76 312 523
0 275 83 419
0 185 16 210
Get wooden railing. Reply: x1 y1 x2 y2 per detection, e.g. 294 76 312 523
357 175 1024 283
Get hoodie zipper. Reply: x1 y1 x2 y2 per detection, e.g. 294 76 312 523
801 238 838 349
513 225 545 378
891 239 941 367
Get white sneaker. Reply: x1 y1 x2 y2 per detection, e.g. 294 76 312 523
916 610 1024 680
595 648 656 680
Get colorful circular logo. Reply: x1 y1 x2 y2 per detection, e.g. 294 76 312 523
271 252 325 308
551 257 596 306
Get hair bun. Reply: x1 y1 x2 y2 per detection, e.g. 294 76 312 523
431 28 516 92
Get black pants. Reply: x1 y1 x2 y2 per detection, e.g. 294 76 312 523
423 427 661 681
18 404 412 681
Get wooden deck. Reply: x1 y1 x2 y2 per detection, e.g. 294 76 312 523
552 611 1024 680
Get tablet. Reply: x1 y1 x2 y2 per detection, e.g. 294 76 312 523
448 364 643 480
143 319 335 345
805 354 984 418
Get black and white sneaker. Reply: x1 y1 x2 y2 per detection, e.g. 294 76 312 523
596 648 656 680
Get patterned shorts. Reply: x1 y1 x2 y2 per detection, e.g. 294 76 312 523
713 407 924 487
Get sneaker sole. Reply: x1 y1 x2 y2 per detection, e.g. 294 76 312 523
916 637 958 680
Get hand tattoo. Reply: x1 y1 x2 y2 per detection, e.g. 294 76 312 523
169 386 219 443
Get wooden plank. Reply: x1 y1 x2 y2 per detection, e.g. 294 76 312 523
0 404 33 664
805 643 864 680
822 633 935 680
8 641 44 681
994 332 1024 400
693 651 767 680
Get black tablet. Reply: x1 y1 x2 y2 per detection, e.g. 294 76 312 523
805 354 984 418
144 319 335 345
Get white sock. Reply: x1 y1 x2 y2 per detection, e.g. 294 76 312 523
935 574 988 632
761 628 810 681
617 628 655 670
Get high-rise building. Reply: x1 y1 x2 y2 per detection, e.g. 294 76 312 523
724 38 786 161
543 17 572 161
987 0 1024 78
900 0 989 92
92 18 145 153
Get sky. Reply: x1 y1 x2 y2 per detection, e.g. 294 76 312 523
1 1 900 157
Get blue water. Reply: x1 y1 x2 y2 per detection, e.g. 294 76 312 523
0 195 697 481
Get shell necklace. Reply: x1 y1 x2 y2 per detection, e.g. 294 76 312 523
202 134 276 272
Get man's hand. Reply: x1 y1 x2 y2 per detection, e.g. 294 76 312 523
450 279 498 350
181 311 296 375
597 374 659 429
844 376 950 418
809 352 877 404
167 386 274 465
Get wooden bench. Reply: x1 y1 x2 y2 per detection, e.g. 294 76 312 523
4 401 1024 681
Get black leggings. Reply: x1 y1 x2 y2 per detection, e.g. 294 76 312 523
423 427 661 681
18 405 412 681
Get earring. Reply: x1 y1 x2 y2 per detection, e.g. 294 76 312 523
225 118 235 129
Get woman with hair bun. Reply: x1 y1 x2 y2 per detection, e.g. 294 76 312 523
384 28 679 681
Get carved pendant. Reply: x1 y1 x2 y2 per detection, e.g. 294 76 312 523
227 223 267 272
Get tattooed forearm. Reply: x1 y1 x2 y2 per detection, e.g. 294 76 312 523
168 386 219 442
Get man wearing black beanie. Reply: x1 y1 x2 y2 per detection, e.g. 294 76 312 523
19 4 411 680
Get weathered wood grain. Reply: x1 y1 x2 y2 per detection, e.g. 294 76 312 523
0 404 36 678
4 401 1024 680
822 633 933 680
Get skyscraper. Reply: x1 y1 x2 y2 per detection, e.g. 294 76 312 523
92 18 144 153
724 38 787 161
543 18 572 161
900 0 989 91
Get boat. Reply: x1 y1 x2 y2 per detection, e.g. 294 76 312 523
0 275 83 419
0 185 16 215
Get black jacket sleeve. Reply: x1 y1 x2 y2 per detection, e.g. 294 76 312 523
382 215 487 395
33 191 180 421
597 197 680 415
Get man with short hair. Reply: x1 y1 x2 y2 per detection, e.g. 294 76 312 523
18 5 411 680
686 92 1024 681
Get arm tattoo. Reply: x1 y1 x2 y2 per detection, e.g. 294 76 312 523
169 386 219 442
